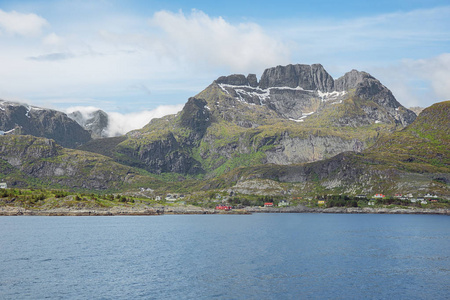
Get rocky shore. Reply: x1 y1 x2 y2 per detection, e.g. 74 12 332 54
244 205 450 215
0 205 448 216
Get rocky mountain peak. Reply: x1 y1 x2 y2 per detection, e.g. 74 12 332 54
68 109 109 139
179 97 212 140
334 69 373 91
258 63 334 91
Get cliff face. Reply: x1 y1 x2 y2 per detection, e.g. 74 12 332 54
0 100 91 148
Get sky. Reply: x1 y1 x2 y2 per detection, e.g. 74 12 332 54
0 0 449 134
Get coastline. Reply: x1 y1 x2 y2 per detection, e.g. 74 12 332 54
0 205 449 216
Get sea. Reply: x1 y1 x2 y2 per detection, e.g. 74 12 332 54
1 214 449 299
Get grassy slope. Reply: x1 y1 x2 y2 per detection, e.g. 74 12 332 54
0 135 162 192
202 101 449 195
363 101 450 173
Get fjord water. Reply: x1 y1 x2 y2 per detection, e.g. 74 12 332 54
1 214 449 299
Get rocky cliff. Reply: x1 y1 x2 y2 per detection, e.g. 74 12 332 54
68 109 109 139
0 100 91 148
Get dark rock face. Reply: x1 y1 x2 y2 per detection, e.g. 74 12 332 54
334 69 372 91
247 74 258 87
68 110 109 139
258 64 334 91
180 97 212 140
116 132 203 175
215 74 249 86
0 101 91 148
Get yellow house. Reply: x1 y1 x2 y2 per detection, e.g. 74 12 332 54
318 200 326 205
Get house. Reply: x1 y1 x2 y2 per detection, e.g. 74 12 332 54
424 193 438 199
420 200 428 205
317 200 326 205
0 182 7 189
264 202 273 207
368 201 375 206
373 194 385 198
278 200 290 207
155 196 162 201
165 194 177 202
394 194 402 198
215 205 232 211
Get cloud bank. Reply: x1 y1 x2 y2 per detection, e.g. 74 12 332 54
147 10 290 72
65 104 184 137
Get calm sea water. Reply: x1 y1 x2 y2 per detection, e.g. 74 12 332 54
0 214 449 299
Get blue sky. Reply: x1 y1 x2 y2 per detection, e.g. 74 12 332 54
0 0 449 127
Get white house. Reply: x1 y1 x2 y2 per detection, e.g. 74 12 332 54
0 182 7 189
278 200 290 207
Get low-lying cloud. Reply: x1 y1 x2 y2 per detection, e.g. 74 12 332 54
65 104 184 137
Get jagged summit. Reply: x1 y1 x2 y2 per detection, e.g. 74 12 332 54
68 109 109 139
208 64 416 127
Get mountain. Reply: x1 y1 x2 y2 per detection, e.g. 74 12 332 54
82 64 416 177
0 134 160 190
409 106 424 116
1 63 443 196
0 100 91 148
68 109 109 139
210 101 449 196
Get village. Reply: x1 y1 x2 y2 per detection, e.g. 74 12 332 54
136 187 446 211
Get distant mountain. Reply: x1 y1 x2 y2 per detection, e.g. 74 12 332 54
83 64 416 176
0 100 91 148
409 106 425 116
68 109 109 139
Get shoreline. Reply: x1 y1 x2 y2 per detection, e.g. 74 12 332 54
0 205 449 216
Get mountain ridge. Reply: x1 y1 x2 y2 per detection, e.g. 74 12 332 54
0 63 446 197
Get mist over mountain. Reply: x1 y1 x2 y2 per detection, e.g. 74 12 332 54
66 105 184 138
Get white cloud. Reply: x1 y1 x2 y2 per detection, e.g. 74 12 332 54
370 53 450 108
408 54 450 101
0 9 48 37
42 32 63 45
65 104 184 137
0 6 448 112
147 9 290 72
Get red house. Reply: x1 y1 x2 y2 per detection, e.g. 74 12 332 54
215 205 232 211
264 202 273 207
